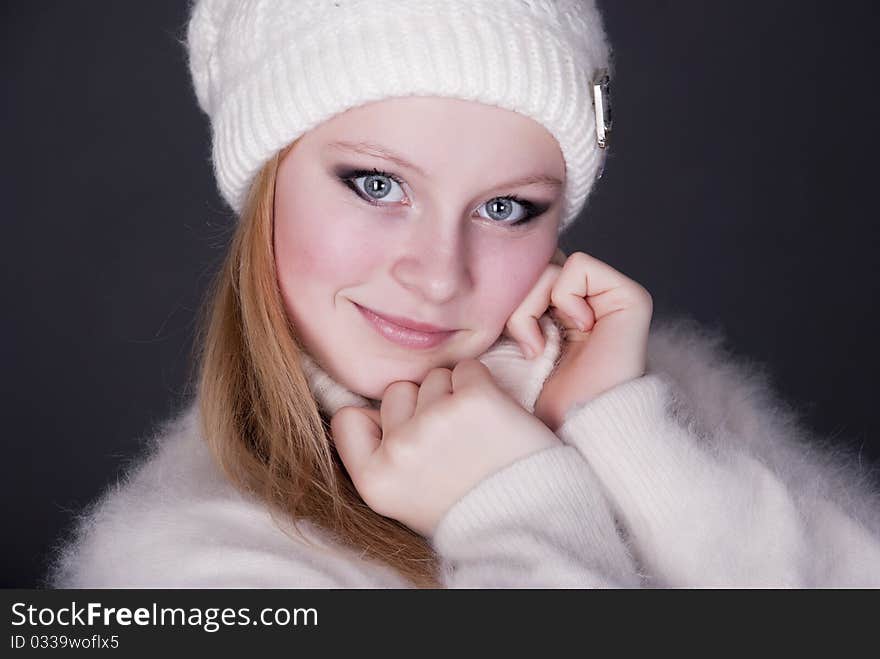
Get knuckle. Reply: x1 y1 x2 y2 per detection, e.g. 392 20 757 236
427 366 453 380
426 393 457 418
630 283 654 309
361 455 405 506
453 359 488 382
452 358 477 374
357 471 393 514
548 285 568 307
329 406 353 432
607 281 652 310
568 251 591 268
383 379 418 400
385 380 412 394
459 382 497 411
385 435 417 466
421 368 453 393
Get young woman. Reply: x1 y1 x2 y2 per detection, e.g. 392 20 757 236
46 0 880 588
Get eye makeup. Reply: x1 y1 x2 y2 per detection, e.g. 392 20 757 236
331 165 551 228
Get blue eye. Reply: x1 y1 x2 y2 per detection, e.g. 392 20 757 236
339 168 408 205
335 167 548 227
345 169 406 206
477 195 542 226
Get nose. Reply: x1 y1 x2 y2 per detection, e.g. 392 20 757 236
390 212 472 305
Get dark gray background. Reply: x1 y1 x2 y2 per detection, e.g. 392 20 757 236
3 1 878 588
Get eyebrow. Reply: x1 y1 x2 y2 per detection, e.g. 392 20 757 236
327 140 563 192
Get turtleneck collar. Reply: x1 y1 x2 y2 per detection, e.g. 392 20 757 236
299 312 565 418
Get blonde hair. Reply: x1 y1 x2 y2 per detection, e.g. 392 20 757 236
193 144 442 588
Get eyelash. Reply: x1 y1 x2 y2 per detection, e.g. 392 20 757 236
337 167 546 227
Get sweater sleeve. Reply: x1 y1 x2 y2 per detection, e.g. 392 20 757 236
430 444 642 588
555 373 880 587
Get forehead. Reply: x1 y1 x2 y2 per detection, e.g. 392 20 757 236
299 96 565 180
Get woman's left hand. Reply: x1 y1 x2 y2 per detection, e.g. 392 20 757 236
503 249 654 433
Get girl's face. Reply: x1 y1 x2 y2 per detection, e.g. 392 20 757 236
274 96 564 399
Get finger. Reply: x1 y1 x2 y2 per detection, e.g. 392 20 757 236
416 367 453 414
558 252 650 320
547 306 593 345
504 264 561 359
450 358 497 395
550 260 597 332
380 380 419 435
331 406 382 483
549 304 586 332
562 326 593 343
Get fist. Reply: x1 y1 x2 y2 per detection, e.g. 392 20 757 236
331 359 561 537
504 249 654 432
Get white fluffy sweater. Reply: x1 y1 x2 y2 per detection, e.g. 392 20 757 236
46 313 880 588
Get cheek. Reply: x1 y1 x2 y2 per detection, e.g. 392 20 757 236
274 193 379 299
472 235 557 329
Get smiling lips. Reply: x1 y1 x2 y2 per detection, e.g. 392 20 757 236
355 303 457 349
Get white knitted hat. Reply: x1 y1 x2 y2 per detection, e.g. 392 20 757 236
185 0 613 233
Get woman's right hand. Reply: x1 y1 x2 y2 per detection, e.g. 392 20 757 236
331 359 562 537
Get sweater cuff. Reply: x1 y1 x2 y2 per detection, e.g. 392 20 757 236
430 444 632 576
555 374 698 534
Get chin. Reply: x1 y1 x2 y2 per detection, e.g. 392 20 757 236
351 378 387 401
345 356 441 400
340 330 496 398
334 357 402 399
